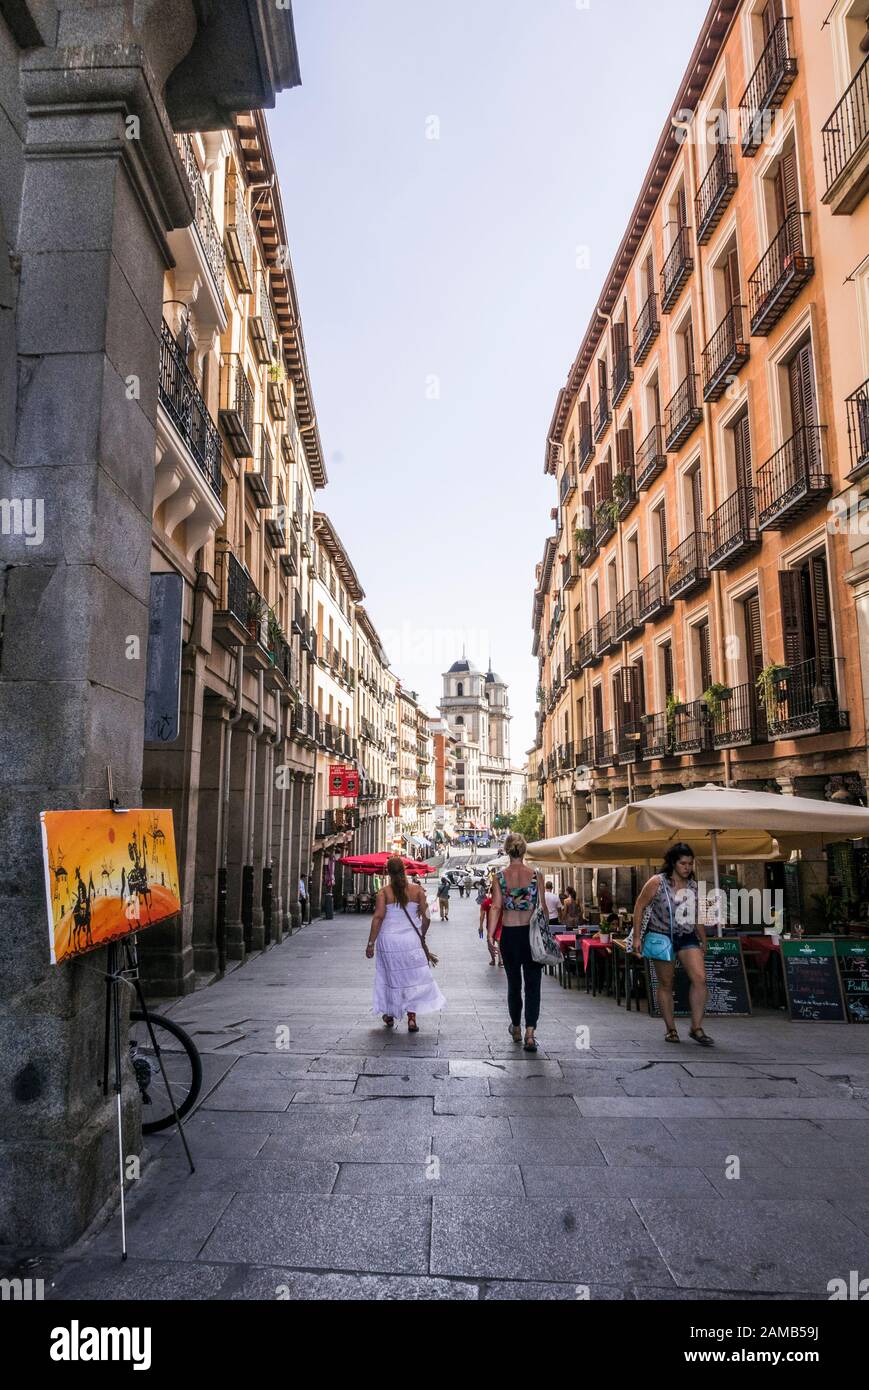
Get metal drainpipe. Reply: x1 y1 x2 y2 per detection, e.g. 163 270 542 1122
219 645 246 974
267 687 285 941
687 132 733 790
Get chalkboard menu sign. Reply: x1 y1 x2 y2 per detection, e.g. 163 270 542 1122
835 939 869 1024
646 939 752 1018
781 938 846 1023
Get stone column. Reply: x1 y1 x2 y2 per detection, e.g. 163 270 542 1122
287 771 302 931
225 722 254 959
193 697 226 977
0 34 195 1247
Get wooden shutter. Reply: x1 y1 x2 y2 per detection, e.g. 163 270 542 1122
677 186 688 229
657 506 669 565
593 684 604 735
645 252 655 299
599 451 612 500
662 642 675 699
744 592 764 682
692 467 705 534
734 411 754 520
775 147 799 227
617 428 633 476
613 319 627 357
788 341 818 434
581 488 594 531
779 570 806 669
612 672 625 733
684 322 696 380
809 556 834 676
652 379 662 423
579 397 591 439
633 658 646 715
724 248 741 310
698 621 712 693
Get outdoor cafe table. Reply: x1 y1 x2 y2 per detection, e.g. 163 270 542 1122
741 932 784 1009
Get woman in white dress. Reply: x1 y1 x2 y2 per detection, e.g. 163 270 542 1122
366 857 446 1033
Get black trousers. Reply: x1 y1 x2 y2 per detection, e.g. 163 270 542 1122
500 925 543 1029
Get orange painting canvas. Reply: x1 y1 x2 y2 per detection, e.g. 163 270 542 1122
40 809 181 965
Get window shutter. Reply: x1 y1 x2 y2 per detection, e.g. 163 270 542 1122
725 248 741 310
645 252 655 299
692 467 705 534
734 412 754 519
809 556 834 675
617 428 633 473
663 643 675 699
599 451 612 500
698 621 712 693
677 186 688 228
593 685 604 734
632 658 646 714
775 147 799 226
779 570 806 670
612 672 624 733
657 507 669 565
581 488 595 531
744 592 764 682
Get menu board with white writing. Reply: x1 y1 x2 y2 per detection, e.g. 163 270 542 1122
781 938 846 1023
835 939 869 1024
646 939 751 1018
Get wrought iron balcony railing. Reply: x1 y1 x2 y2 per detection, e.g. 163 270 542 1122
614 591 642 642
740 17 798 156
636 421 667 491
667 531 709 600
702 302 750 402
665 373 703 452
219 354 255 459
672 700 713 755
708 486 759 569
634 291 660 364
562 553 579 590
224 171 254 293
158 320 222 496
748 211 814 336
560 468 577 505
594 612 617 658
641 714 672 760
615 464 637 520
638 564 671 622
612 344 633 407
711 683 768 750
661 226 693 312
593 730 617 768
578 628 596 669
617 725 643 765
846 379 869 475
696 143 738 244
579 422 595 470
593 391 612 442
175 135 226 289
764 657 849 739
249 270 275 365
246 425 273 509
757 426 831 530
822 56 869 211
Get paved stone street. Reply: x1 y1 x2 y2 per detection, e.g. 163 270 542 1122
42 883 869 1301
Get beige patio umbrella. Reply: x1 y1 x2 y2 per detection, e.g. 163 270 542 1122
528 784 869 934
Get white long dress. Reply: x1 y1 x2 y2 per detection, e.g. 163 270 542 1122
372 898 447 1020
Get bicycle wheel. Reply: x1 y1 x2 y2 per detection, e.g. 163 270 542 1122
129 1011 203 1134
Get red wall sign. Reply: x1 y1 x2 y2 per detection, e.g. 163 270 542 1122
329 766 359 798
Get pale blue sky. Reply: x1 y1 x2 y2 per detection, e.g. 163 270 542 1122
268 0 710 760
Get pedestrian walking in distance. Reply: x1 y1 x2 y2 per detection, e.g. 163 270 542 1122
489 832 545 1053
437 876 451 921
544 880 562 927
298 874 308 923
366 856 446 1033
632 843 713 1047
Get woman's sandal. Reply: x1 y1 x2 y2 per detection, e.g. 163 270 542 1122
523 1032 538 1053
382 1015 395 1029
508 1023 522 1043
407 1014 419 1033
689 1028 715 1047
664 1029 681 1043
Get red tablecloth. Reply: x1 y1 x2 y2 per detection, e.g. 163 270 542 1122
582 938 613 971
741 934 781 965
554 934 576 956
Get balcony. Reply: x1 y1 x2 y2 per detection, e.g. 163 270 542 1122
593 730 617 769
291 592 304 635
280 534 299 578
560 468 577 506
170 136 226 331
213 548 269 655
614 464 637 520
764 657 849 739
638 564 672 623
634 291 660 364
740 18 798 156
661 226 693 313
665 373 703 452
757 426 831 530
711 683 768 750
822 56 869 214
577 528 598 569
641 713 672 761
594 500 618 549
612 344 633 407
562 553 579 590
246 426 274 509
219 355 255 459
158 321 223 499
565 643 582 677
578 629 596 670
703 303 750 402
224 172 254 294
667 532 709 601
579 423 595 471
249 270 275 365
265 484 287 550
559 742 575 771
846 379 869 477
615 591 642 642
593 392 611 442
267 373 287 421
708 487 759 570
636 421 667 491
696 144 738 244
594 612 618 658
748 212 814 336
672 701 712 756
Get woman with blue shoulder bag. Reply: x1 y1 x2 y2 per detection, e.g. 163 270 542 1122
630 844 714 1047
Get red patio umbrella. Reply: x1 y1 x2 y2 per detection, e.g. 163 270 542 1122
339 853 435 876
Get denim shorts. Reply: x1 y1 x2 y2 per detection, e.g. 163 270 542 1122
674 931 703 953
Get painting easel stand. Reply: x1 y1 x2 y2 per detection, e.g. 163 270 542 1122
100 766 195 1260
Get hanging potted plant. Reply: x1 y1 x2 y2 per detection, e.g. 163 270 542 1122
576 525 594 553
756 662 790 712
612 472 630 505
665 693 684 738
702 682 732 721
266 607 283 655
246 591 267 643
268 358 285 384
